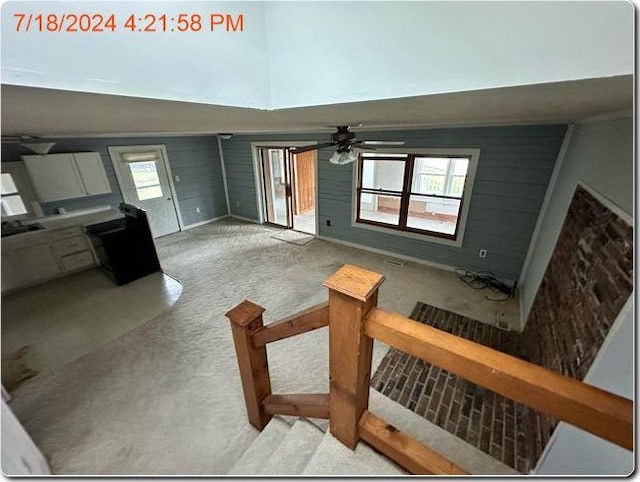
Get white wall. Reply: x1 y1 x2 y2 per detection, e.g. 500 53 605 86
265 1 633 107
2 1 633 109
1 397 51 475
519 116 633 320
535 296 634 475
0 1 269 108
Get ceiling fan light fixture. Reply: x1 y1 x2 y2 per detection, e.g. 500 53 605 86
329 149 358 165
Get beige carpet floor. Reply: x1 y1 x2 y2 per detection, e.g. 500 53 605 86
4 218 519 474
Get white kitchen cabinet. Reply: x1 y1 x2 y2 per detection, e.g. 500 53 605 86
1 255 22 293
23 154 85 202
72 152 111 196
1 231 60 293
1 225 95 295
13 245 60 286
23 152 111 202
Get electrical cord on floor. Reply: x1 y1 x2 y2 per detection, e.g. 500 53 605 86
455 268 513 302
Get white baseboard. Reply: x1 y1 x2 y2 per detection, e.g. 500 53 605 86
315 235 457 273
182 215 229 230
229 214 260 224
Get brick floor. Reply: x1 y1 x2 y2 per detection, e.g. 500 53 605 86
371 303 536 473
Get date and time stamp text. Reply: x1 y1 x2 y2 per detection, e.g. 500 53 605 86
12 12 245 33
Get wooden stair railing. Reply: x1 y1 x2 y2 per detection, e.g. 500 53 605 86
227 264 633 475
226 300 330 430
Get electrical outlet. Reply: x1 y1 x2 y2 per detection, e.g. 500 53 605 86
479 249 487 258
326 219 331 227
496 311 509 331
195 207 200 213
174 175 180 182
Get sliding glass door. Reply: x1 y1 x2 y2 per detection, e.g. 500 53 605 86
259 146 317 234
260 147 292 228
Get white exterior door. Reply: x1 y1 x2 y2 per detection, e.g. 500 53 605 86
108 146 181 238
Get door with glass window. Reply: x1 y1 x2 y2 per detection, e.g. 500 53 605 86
259 147 317 234
108 146 180 238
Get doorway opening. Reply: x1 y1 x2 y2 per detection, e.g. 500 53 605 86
258 146 316 235
107 145 182 238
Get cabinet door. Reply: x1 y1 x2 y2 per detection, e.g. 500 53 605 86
13 245 60 286
73 153 111 196
22 154 85 202
1 254 23 293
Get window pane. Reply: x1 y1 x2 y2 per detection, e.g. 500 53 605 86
412 157 449 194
129 161 161 188
359 193 401 226
415 173 445 195
1 195 28 216
412 156 469 198
450 176 466 197
136 185 163 201
1 173 18 195
129 161 163 200
451 158 469 176
406 195 460 235
361 159 404 191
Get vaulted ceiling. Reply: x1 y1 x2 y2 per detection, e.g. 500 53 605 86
0 2 633 136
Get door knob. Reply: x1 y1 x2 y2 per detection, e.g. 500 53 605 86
167 197 172 200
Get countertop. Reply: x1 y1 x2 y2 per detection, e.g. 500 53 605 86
2 207 125 244
23 207 125 229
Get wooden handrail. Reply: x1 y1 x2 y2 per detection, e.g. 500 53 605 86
262 393 329 419
359 411 468 475
364 306 633 451
252 301 329 347
226 301 330 430
227 264 633 475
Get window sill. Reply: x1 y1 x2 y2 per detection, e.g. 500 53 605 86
351 219 464 247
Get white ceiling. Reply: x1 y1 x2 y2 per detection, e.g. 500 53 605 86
1 75 633 137
2 2 632 111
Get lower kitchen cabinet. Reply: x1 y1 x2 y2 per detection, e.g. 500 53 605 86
13 245 61 286
1 225 96 294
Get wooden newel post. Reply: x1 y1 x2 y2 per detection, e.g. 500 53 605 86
323 264 386 449
226 300 273 430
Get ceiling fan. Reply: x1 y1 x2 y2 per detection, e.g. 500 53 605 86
290 126 405 165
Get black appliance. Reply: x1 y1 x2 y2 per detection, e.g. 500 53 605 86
86 203 162 286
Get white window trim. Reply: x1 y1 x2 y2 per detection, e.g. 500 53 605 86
1 162 40 220
351 148 480 248
250 141 317 225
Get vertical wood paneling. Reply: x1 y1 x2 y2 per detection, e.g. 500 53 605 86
293 151 315 214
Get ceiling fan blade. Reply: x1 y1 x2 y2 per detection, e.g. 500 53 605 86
352 142 378 150
290 142 337 154
361 140 406 146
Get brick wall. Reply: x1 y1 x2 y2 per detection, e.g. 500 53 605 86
521 184 633 464
371 184 633 472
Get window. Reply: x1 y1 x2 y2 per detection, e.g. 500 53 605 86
355 150 478 243
1 163 36 219
128 161 163 200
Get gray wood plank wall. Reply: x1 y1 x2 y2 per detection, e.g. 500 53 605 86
1 136 227 226
221 125 567 282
